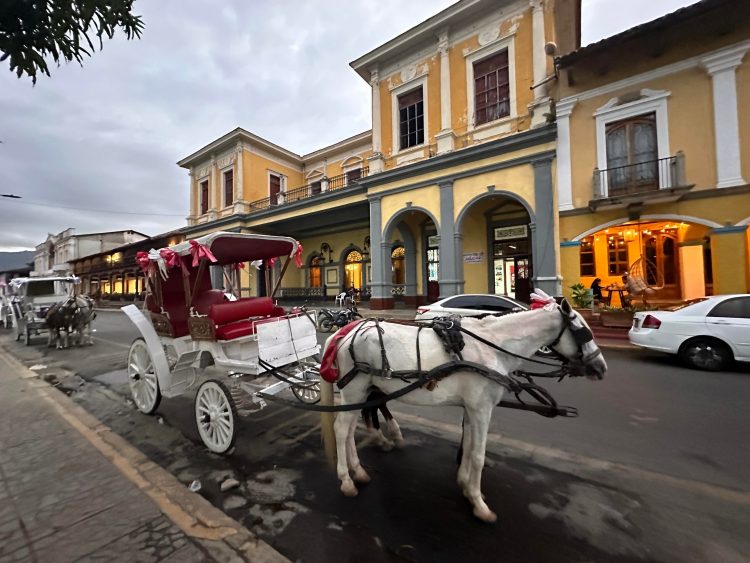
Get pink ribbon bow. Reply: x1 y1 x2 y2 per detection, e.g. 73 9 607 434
266 257 277 268
136 251 152 274
231 262 245 271
292 242 303 268
188 240 217 267
160 248 189 277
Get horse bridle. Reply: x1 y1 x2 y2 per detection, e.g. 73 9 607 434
545 306 602 365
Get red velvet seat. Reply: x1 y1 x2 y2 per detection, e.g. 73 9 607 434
208 298 285 340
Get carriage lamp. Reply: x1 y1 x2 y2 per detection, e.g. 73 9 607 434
363 236 370 259
321 242 333 263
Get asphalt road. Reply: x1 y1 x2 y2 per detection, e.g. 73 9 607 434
3 309 749 562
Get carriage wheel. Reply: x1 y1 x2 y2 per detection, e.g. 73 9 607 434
292 380 321 404
195 380 237 454
127 339 162 414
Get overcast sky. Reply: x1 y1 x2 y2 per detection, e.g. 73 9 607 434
0 0 696 251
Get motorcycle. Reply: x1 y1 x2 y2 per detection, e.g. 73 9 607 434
317 305 362 333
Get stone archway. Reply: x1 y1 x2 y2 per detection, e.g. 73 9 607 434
455 191 536 302
370 206 439 309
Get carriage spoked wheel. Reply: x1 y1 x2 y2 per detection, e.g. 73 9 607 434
127 339 162 414
292 380 321 404
195 380 237 454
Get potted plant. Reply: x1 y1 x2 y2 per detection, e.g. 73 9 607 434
569 283 592 308
599 305 635 328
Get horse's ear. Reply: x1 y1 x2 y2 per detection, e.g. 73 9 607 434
560 298 573 315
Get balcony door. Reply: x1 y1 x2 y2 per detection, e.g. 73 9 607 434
605 113 657 195
269 174 281 205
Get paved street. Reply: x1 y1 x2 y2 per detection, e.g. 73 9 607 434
1 309 749 562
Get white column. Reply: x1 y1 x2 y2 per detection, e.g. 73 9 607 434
436 28 455 155
439 29 451 130
555 97 577 211
188 170 197 217
368 66 385 173
371 67 381 154
235 142 244 201
531 0 546 100
701 44 749 189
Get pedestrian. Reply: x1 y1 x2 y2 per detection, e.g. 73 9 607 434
590 277 603 303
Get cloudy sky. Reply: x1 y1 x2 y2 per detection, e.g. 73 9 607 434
0 0 696 251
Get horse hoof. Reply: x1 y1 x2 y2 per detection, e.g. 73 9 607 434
473 506 497 523
352 467 370 484
340 481 358 497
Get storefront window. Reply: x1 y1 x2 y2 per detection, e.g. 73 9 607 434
580 237 595 276
344 250 363 289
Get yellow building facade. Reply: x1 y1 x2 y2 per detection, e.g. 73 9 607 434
178 0 749 307
555 1 750 302
179 0 573 308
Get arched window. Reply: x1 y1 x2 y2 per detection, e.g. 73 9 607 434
344 250 363 289
391 246 405 284
309 255 322 288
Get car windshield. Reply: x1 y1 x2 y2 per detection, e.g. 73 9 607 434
665 298 708 312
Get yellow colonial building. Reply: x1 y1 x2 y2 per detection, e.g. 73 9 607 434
556 0 750 301
180 0 575 308
178 0 750 308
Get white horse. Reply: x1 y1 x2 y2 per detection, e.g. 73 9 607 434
325 294 607 522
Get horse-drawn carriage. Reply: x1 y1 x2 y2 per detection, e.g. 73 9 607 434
121 232 322 454
7 276 81 346
123 231 609 521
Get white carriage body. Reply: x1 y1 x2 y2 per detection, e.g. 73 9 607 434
123 232 321 453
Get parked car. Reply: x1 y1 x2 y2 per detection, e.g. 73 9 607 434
629 294 750 371
415 294 526 321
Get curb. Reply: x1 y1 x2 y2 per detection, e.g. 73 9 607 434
0 343 290 563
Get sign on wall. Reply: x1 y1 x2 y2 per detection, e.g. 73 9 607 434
494 225 527 241
463 252 484 263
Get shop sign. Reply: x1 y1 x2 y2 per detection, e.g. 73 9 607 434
494 225 527 241
463 252 484 263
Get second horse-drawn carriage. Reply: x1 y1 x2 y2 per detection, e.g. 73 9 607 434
7 276 82 346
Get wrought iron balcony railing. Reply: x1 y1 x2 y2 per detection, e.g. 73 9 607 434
248 167 369 212
593 153 686 199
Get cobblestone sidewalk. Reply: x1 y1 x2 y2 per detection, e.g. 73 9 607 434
0 349 287 563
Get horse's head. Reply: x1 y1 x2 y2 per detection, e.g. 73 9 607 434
530 290 607 381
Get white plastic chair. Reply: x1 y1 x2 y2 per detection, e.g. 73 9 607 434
335 292 347 307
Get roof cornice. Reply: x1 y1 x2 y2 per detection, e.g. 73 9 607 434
177 128 303 168
349 0 485 82
301 130 372 162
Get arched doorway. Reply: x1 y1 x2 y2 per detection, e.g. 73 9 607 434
456 193 534 303
344 249 363 290
391 245 405 297
382 208 438 306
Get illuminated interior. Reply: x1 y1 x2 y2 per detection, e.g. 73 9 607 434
578 220 712 302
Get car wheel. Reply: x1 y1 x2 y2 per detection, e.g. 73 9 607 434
679 338 731 371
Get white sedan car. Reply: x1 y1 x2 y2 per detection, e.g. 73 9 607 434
629 294 750 371
415 294 526 321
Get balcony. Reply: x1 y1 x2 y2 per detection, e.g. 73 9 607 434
593 153 686 199
248 167 369 213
